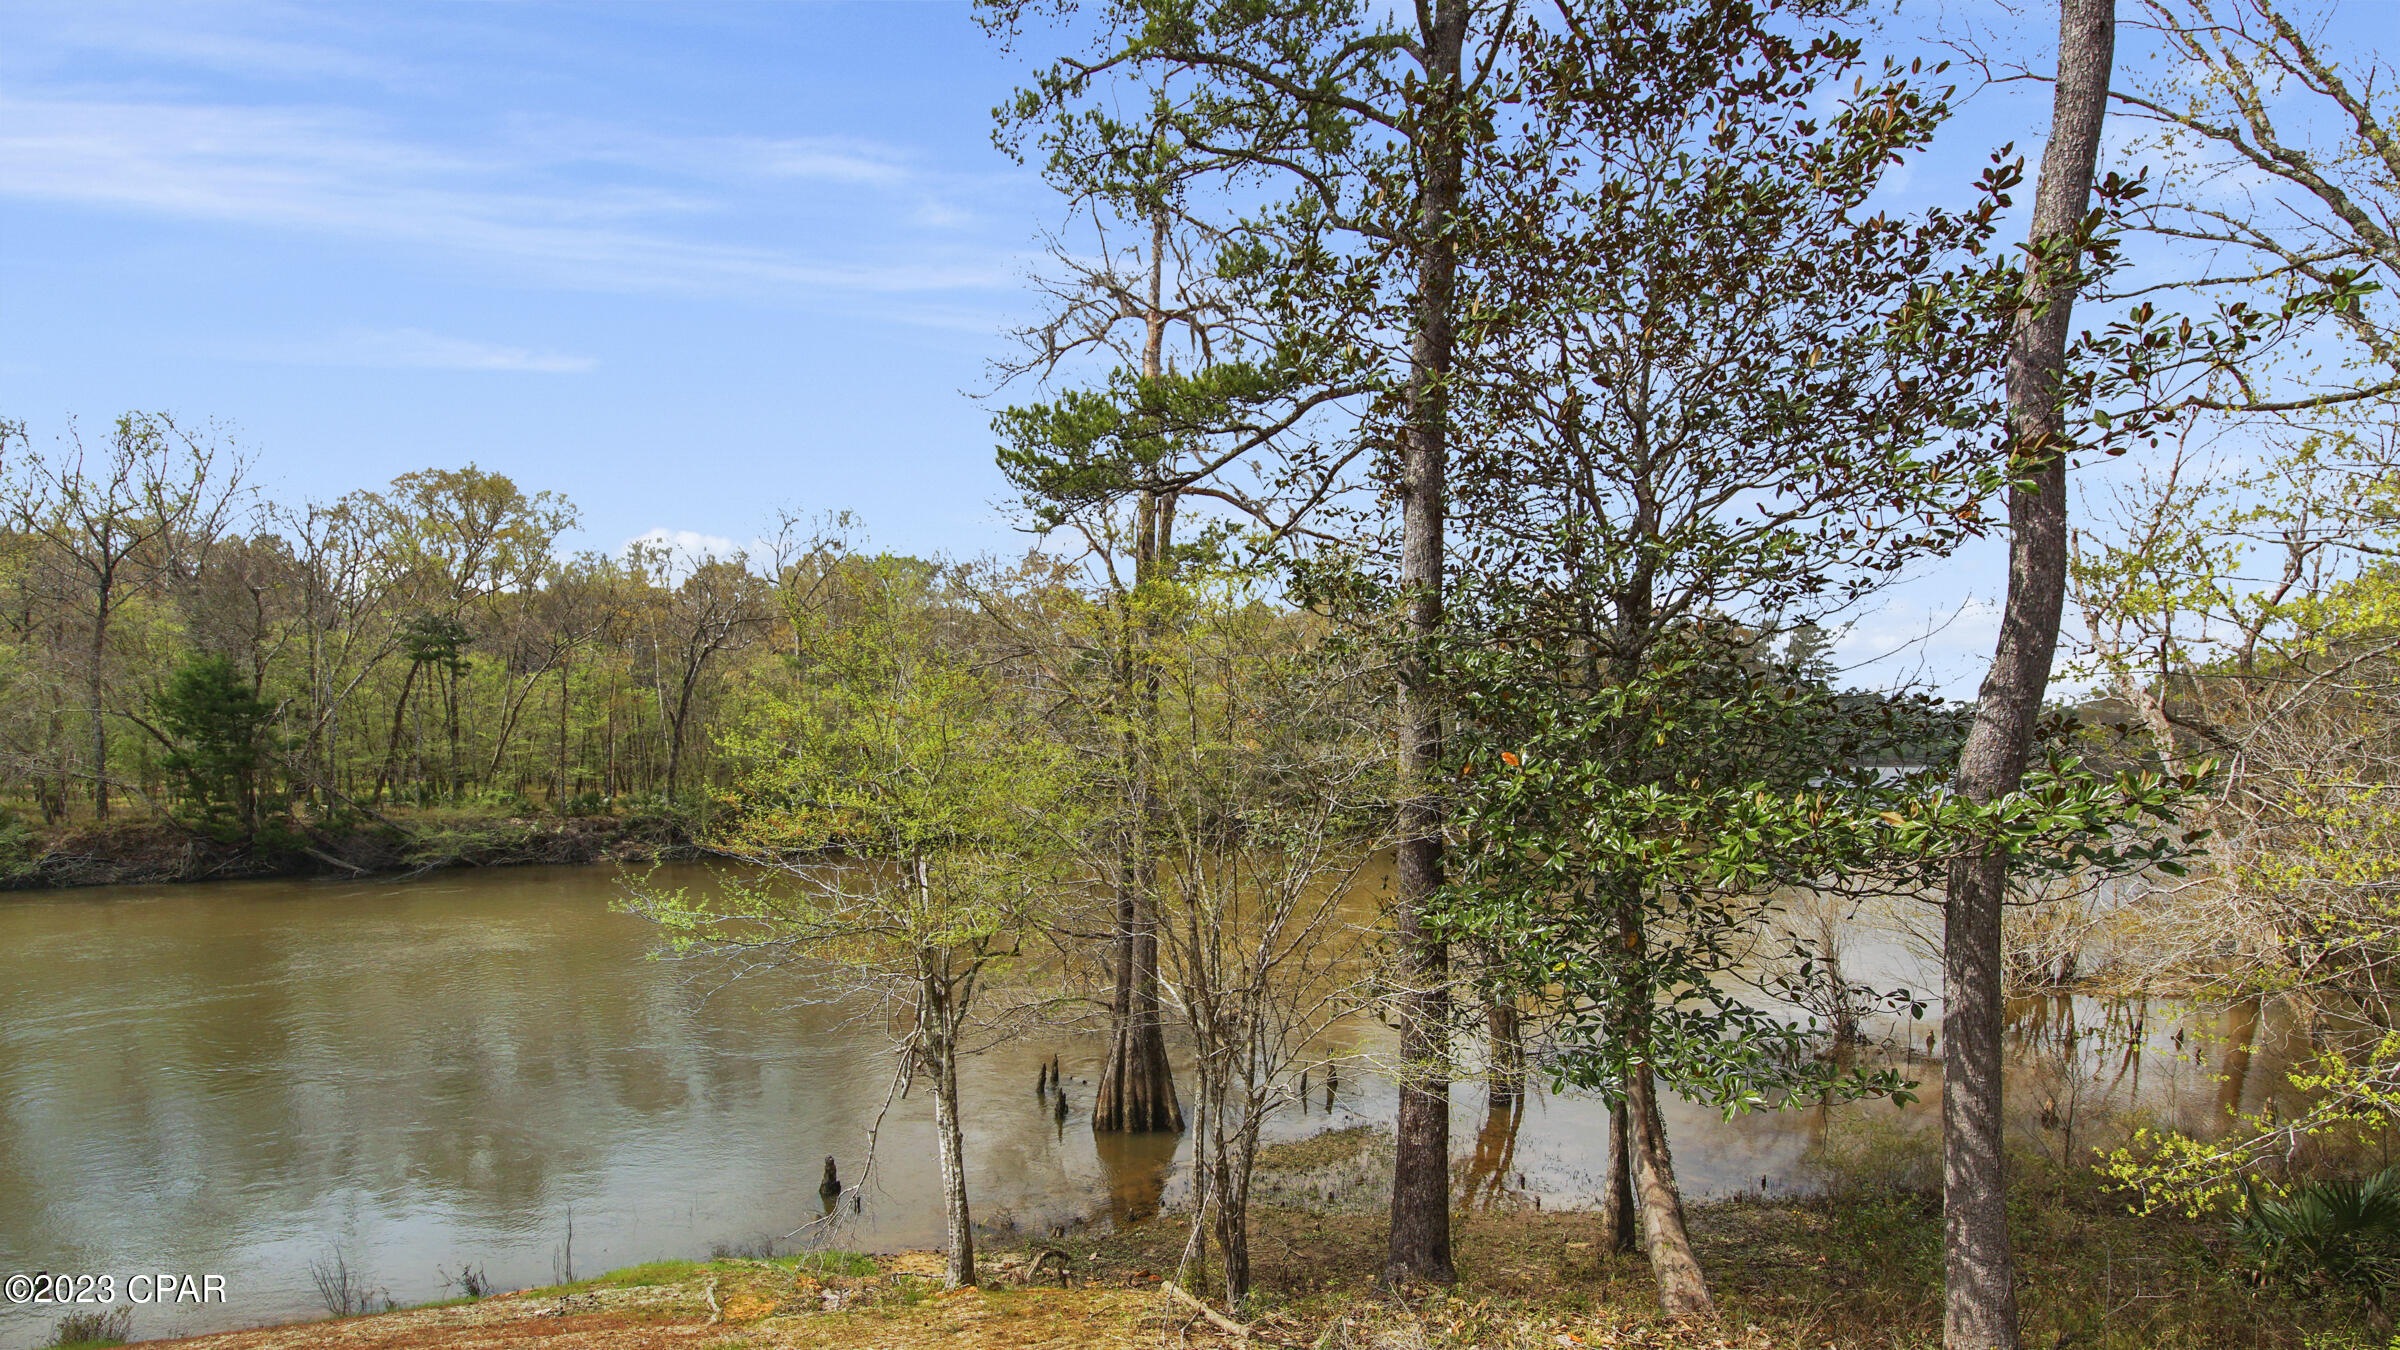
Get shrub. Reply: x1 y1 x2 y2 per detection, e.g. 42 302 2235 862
0 808 43 881
153 653 284 841
2234 1166 2400 1299
439 1263 491 1299
47 1307 130 1348
308 1251 390 1316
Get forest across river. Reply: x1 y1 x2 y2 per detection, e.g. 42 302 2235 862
0 863 2298 1350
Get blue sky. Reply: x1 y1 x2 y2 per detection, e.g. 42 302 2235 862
4 0 2326 694
1 1 1058 561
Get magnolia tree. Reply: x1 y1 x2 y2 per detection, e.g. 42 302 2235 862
1431 0 2025 1315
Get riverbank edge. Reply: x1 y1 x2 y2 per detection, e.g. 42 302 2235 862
98 1177 2387 1350
0 812 699 893
123 1250 1164 1350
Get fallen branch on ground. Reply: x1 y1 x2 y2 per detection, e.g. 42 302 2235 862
1161 1280 1250 1340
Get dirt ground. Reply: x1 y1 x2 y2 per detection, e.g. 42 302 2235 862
143 1253 1199 1350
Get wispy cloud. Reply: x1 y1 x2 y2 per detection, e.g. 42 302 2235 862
1831 592 2005 698
747 136 918 188
7 1 419 87
79 27 404 86
233 327 597 373
0 92 1017 300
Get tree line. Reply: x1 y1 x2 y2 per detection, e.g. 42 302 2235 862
0 415 841 840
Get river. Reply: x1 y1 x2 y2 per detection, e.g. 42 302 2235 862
0 863 2292 1348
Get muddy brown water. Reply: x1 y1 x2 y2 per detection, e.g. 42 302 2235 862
0 863 2291 1347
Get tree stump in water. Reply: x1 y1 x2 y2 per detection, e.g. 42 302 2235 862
1093 902 1184 1132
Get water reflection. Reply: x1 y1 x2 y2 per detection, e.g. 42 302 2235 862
0 864 2297 1349
1458 1099 1523 1209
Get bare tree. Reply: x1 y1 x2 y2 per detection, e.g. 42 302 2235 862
0 413 251 820
2114 0 2400 415
626 542 772 801
272 495 406 810
1144 585 1379 1309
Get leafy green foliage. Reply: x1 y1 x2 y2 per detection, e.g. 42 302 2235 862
2234 1168 2400 1299
1441 614 1938 1112
711 556 1073 867
398 613 472 675
153 653 281 840
628 552 1082 1027
0 807 43 880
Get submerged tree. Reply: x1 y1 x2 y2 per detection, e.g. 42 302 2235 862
990 135 1242 1135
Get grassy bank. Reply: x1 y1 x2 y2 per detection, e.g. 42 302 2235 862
0 805 693 892
1004 1173 2385 1350
100 1166 2385 1350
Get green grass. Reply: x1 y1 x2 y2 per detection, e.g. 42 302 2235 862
583 1259 705 1288
520 1249 877 1300
773 1250 878 1278
44 1307 131 1350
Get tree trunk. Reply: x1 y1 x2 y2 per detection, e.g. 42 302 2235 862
445 664 463 801
557 661 571 804
1941 5 2113 1347
371 660 421 804
1386 0 1467 1290
923 953 976 1289
1210 1125 1254 1307
1626 1061 1712 1318
1602 1105 1637 1254
1095 212 1187 1134
486 665 551 784
2216 998 2260 1118
87 615 110 820
932 1038 974 1288
1095 888 1185 1130
1616 895 1711 1317
665 660 706 801
43 710 66 826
